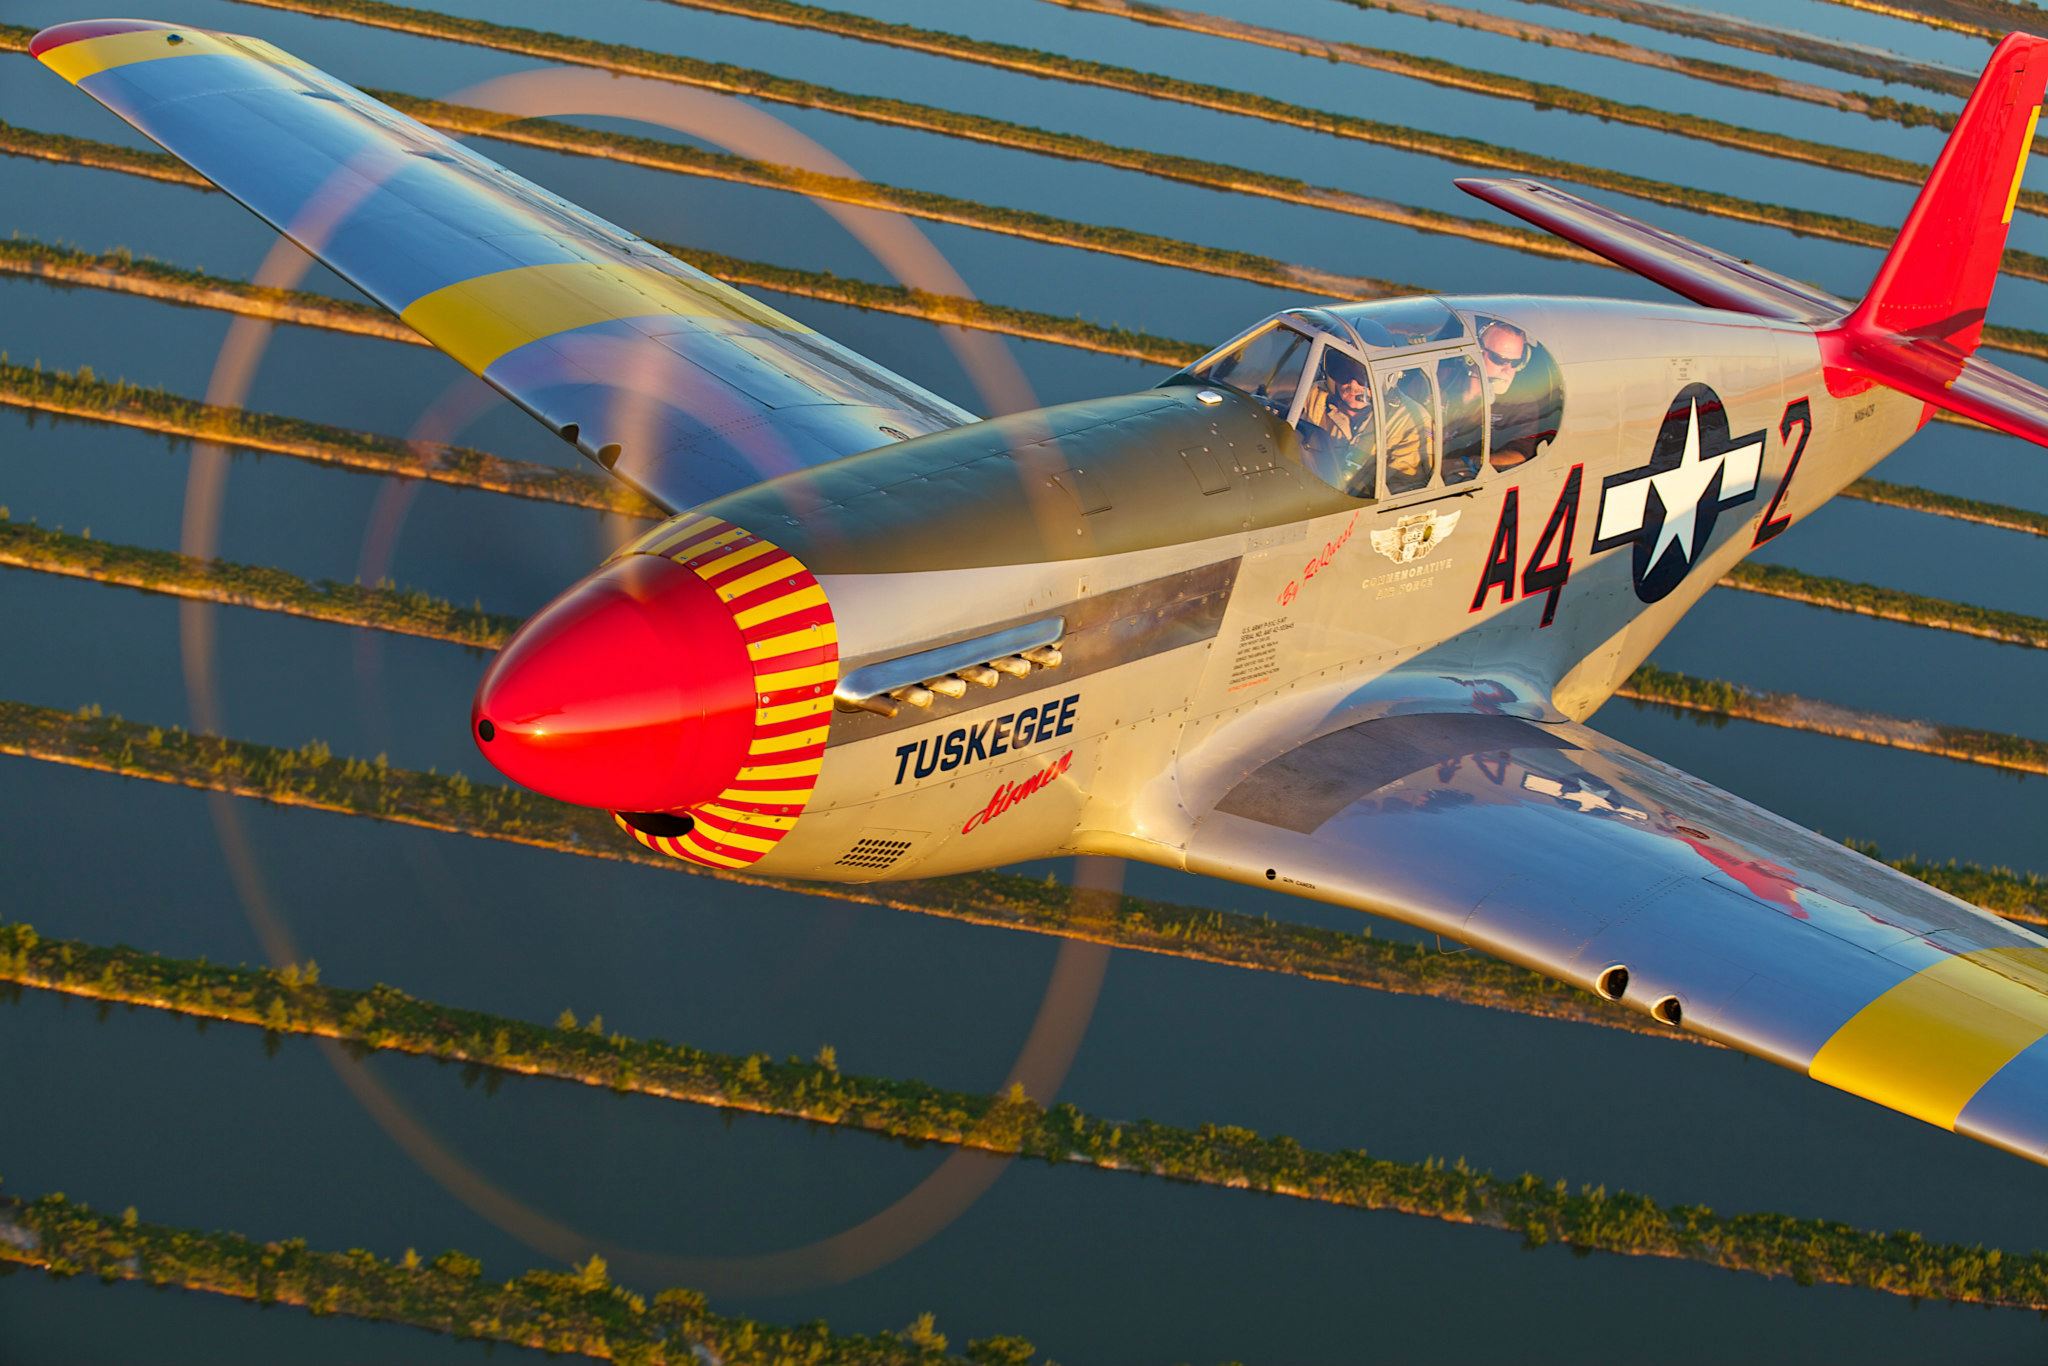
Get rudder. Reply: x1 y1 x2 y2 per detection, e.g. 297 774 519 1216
1844 32 2048 354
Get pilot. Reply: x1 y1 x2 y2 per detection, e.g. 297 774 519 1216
1299 350 1423 497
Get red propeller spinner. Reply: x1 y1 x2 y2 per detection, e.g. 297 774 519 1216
471 516 839 866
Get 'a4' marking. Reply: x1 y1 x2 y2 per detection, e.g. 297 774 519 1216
1469 463 1584 627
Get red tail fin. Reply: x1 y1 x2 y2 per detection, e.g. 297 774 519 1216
1459 34 2048 450
1844 32 2048 354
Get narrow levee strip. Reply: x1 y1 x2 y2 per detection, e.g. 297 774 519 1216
2 236 420 343
1301 0 1957 127
1723 560 2048 647
0 358 651 516
24 97 2048 373
1814 0 2008 41
0 102 1416 301
220 0 2048 271
1030 0 1966 177
1844 478 2048 538
0 515 516 648
8 358 2045 660
8 507 2044 772
22 231 2048 456
0 1191 988 1364
0 234 1198 367
1619 664 2048 775
1497 0 1977 99
658 0 2021 212
0 703 2040 973
11 930 2048 1306
0 702 1694 1042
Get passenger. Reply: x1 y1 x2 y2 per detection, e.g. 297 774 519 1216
1477 317 1530 398
1475 318 1537 470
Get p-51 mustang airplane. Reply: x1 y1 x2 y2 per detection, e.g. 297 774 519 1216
36 20 2048 1162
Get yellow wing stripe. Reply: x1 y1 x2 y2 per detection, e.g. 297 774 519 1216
400 262 803 376
2005 105 2042 226
1809 946 2048 1129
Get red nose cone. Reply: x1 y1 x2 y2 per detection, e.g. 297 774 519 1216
472 555 756 811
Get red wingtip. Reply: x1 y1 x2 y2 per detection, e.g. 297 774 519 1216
28 18 180 58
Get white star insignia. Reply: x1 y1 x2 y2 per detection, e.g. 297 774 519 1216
1593 394 1764 596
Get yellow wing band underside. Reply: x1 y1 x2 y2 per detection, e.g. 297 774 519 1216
1810 946 2048 1129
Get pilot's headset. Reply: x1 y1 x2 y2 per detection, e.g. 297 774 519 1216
1324 348 1370 403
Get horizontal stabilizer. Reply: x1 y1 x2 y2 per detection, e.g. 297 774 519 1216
1464 28 2048 455
1455 177 1849 324
1819 328 2048 446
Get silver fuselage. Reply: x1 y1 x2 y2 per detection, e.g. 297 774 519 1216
702 296 1919 884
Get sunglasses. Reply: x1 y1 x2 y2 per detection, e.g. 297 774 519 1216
1480 339 1530 372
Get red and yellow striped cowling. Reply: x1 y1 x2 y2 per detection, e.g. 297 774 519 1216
611 514 837 869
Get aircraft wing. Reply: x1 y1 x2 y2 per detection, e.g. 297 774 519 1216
30 19 973 514
1456 177 1850 325
1181 710 2048 1165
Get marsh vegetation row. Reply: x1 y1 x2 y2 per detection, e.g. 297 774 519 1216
0 234 1198 367
1619 664 2048 775
7 501 2042 775
7 922 2048 1308
0 100 1413 301
675 0 1975 191
24 232 2048 473
1846 478 2048 539
0 513 515 648
5 273 2043 548
1813 0 2018 41
227 0 2048 274
1 701 2040 985
1393 0 1976 98
21 93 2048 376
0 1190 1006 1365
1722 561 2048 647
0 358 649 515
1320 0 1966 124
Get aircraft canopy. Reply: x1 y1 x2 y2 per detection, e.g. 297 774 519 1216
1175 302 1563 501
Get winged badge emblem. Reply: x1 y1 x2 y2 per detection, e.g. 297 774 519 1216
1370 509 1461 564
